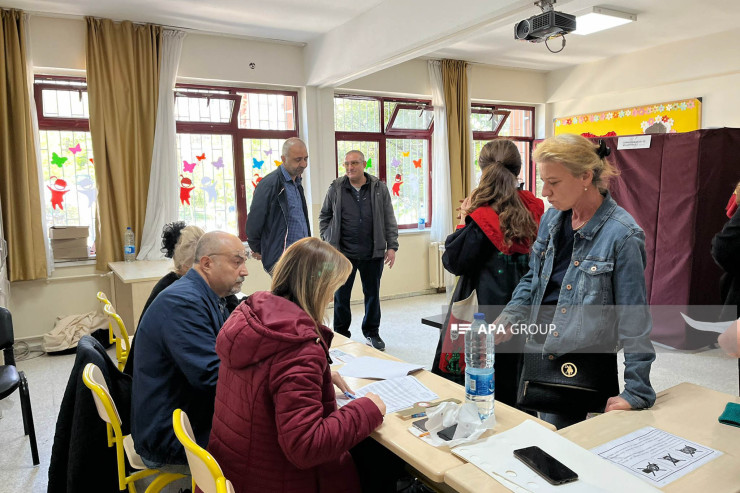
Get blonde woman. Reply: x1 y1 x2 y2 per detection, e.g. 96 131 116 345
208 237 390 493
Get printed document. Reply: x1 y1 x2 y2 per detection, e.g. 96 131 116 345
338 356 423 380
337 376 438 413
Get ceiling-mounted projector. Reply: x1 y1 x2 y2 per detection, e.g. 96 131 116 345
515 2 576 43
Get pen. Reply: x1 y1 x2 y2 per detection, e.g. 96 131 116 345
410 412 426 418
344 391 356 400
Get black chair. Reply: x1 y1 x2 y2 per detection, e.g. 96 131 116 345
0 307 39 465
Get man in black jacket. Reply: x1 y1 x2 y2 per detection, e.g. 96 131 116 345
246 137 311 273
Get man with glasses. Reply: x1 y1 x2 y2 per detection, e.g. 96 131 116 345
246 137 311 274
320 150 399 351
132 231 248 473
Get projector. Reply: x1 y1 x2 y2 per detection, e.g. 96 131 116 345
515 10 576 43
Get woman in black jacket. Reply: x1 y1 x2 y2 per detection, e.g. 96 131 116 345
431 140 544 407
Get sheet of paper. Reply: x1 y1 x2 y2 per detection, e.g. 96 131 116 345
337 376 438 413
680 312 735 333
590 426 722 487
329 348 355 364
337 356 423 380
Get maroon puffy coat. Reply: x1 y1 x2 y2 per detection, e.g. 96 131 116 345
207 291 384 493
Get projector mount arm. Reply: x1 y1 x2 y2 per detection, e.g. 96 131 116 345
534 0 556 13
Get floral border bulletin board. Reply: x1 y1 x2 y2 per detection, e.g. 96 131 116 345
553 98 702 137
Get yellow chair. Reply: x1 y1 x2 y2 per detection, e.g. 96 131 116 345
82 363 185 492
172 409 235 493
103 303 133 371
97 291 112 307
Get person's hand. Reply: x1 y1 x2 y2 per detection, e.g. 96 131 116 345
384 249 396 268
458 197 472 225
604 395 632 412
251 251 262 261
718 320 739 357
331 371 353 395
493 317 513 344
364 392 387 415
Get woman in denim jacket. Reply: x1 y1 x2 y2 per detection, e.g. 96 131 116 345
497 134 656 428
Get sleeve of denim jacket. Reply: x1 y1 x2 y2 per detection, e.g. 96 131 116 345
613 230 657 409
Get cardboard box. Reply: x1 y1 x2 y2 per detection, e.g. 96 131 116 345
49 226 90 240
51 237 89 259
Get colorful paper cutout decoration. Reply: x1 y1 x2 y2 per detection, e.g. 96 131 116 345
366 157 372 169
69 143 82 155
274 160 282 167
390 157 401 168
413 158 422 168
47 176 69 210
183 160 197 173
402 151 410 157
51 152 68 167
211 156 224 169
252 173 263 189
179 175 195 205
264 148 273 156
196 153 206 161
252 158 265 169
89 158 94 164
392 174 403 197
228 205 236 213
201 176 218 203
77 175 97 208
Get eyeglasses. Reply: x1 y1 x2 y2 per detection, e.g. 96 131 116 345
344 160 365 167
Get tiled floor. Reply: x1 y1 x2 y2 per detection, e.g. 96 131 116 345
1 292 737 492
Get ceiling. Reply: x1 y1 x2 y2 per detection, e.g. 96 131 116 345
5 0 740 73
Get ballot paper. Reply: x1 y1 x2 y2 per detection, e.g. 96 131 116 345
328 348 355 364
337 356 423 380
590 426 722 488
680 312 735 333
337 376 438 413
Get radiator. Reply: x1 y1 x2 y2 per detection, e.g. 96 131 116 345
428 241 446 288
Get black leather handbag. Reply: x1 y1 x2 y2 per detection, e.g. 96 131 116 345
516 340 618 415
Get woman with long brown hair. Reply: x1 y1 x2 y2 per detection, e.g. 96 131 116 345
432 139 544 407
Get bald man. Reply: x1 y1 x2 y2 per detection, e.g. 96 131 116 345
246 137 311 273
132 231 248 473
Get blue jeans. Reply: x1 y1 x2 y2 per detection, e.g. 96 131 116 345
333 257 384 338
141 456 191 475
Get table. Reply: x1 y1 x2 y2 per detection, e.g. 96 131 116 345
333 341 555 486
108 260 172 331
330 332 353 348
445 382 740 492
421 313 446 330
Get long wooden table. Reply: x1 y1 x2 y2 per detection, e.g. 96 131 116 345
332 341 555 486
444 382 740 492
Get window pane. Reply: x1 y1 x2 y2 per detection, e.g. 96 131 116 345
243 138 287 212
238 92 295 130
389 108 433 131
174 95 234 123
40 130 97 248
41 89 89 118
473 139 530 187
498 108 533 138
336 141 379 178
177 134 237 235
470 111 505 132
334 97 380 132
386 139 429 226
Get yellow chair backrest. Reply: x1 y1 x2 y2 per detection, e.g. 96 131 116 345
96 291 111 306
172 409 233 493
103 303 129 342
83 363 123 430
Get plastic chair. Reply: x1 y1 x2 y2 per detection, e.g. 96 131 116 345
172 409 235 493
97 291 111 307
82 363 185 492
103 303 133 371
0 307 39 465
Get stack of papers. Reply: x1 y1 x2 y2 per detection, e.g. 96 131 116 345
338 356 423 380
337 375 438 413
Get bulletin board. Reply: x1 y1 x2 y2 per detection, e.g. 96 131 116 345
553 98 702 137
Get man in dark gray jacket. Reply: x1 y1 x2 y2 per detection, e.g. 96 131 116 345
319 150 399 350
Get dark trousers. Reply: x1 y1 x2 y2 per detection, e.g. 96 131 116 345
334 257 384 338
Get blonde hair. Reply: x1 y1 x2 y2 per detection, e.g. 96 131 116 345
271 237 352 328
532 134 619 192
735 181 740 205
173 225 205 276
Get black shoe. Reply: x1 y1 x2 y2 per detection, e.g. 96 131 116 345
366 335 385 351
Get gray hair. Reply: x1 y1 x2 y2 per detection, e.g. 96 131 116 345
282 137 307 158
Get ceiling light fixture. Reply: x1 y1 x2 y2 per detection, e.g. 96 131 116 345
572 7 636 36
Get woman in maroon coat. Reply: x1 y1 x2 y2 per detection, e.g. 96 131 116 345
208 237 387 493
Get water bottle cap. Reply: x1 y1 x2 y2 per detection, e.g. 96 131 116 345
473 312 486 319
127 226 131 230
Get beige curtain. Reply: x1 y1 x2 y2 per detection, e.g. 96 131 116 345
86 18 162 271
441 59 471 228
0 9 47 281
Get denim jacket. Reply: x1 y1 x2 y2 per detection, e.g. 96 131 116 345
500 192 656 409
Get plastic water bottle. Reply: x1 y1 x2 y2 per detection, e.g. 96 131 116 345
418 204 426 230
465 312 495 419
124 227 136 262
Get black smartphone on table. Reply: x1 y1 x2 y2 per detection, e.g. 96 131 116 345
412 418 458 441
513 446 578 485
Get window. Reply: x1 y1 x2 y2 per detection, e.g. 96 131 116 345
175 85 298 239
334 95 433 228
34 76 97 251
471 104 535 191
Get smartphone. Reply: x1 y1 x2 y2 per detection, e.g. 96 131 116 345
513 446 578 485
412 418 458 441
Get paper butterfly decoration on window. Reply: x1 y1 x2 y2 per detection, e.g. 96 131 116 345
274 160 282 167
392 174 403 197
212 157 224 169
264 148 273 156
183 160 197 173
196 153 206 161
390 157 401 168
366 158 372 169
51 152 68 167
201 176 218 203
179 175 195 205
402 151 410 157
47 176 69 210
69 143 82 156
89 158 94 164
413 158 422 169
252 158 265 169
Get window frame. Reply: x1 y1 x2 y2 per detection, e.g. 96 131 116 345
334 94 434 229
175 83 300 240
34 75 90 131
